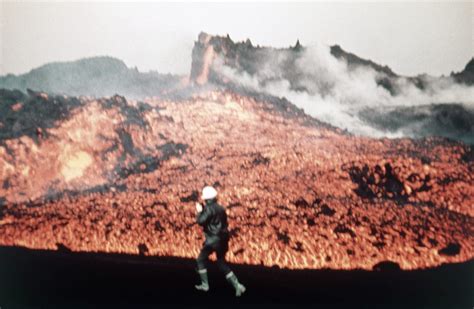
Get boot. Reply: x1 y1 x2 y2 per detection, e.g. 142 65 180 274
195 268 209 292
225 271 246 297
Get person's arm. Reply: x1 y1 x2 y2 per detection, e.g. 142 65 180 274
196 204 212 226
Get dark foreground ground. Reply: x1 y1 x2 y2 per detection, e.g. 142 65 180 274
0 246 472 309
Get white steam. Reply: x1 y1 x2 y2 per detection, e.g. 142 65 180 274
214 44 474 139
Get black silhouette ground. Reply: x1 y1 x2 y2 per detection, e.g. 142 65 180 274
0 246 472 308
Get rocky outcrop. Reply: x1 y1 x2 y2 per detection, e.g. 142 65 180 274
452 58 474 85
190 32 309 88
329 44 397 77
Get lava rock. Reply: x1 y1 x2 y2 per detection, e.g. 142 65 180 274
438 243 461 256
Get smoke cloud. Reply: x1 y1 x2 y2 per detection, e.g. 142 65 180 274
214 44 474 142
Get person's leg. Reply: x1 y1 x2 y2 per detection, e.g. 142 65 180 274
215 239 232 275
195 244 213 291
196 243 212 271
216 238 246 297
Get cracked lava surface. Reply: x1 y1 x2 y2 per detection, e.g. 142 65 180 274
0 89 473 270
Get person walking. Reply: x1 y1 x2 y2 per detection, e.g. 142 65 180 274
194 186 246 297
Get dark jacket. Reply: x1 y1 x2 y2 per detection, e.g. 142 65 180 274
196 200 229 243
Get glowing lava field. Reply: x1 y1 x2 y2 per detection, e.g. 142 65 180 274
0 87 472 270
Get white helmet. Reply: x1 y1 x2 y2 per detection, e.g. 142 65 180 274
201 186 218 200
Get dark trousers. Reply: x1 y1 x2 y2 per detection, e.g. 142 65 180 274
196 236 232 275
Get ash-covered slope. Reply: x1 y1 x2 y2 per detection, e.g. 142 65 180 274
0 88 472 270
0 56 183 99
190 33 474 142
359 103 474 145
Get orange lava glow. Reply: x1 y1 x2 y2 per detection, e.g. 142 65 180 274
0 90 472 270
195 46 215 85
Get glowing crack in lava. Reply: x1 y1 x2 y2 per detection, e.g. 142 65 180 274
0 89 472 271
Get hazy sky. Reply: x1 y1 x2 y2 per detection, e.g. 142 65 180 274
1 1 472 77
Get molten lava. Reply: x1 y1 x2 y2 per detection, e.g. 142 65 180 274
0 89 472 270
